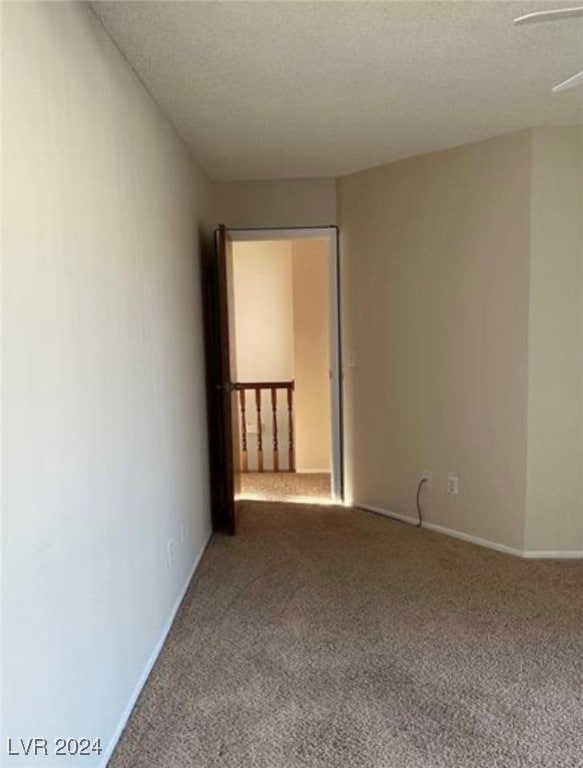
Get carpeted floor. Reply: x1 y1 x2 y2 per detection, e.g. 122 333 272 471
239 472 331 503
109 502 583 768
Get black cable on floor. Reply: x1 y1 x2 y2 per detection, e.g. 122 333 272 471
416 477 427 528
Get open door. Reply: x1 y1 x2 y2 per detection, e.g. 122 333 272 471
202 225 240 534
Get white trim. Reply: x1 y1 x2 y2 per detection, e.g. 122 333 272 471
229 227 333 242
356 504 419 527
421 520 523 557
296 468 332 474
100 530 213 768
327 231 342 503
522 550 583 559
356 504 581 559
228 226 344 505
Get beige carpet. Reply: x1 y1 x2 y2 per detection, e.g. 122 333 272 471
110 502 583 768
239 472 331 503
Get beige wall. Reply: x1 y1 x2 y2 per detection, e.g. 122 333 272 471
212 179 337 228
525 127 583 553
2 3 211 764
232 241 294 381
292 240 332 472
338 131 532 551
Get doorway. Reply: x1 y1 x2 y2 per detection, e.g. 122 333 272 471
228 227 342 507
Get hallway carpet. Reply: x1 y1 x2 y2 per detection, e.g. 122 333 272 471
109 503 583 768
239 472 331 503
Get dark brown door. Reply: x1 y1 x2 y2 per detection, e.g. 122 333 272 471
202 225 239 534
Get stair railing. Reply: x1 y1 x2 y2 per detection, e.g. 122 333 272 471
234 381 295 473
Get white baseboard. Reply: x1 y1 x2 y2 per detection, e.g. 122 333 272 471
356 504 581 559
296 468 331 474
421 519 523 557
100 528 213 768
357 504 419 527
522 550 583 559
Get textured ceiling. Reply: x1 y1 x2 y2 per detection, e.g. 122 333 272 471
91 1 583 180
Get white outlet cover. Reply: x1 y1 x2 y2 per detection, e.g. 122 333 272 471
447 476 459 495
421 471 432 489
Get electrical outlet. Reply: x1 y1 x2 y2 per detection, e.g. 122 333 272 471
421 471 432 489
447 475 459 495
166 539 175 569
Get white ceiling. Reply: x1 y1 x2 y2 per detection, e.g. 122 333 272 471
91 1 583 180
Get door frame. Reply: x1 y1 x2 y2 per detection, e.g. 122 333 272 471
228 226 344 503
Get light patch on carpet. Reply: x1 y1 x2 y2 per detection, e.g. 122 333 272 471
238 472 332 505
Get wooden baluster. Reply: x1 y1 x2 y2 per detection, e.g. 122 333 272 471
239 388 248 473
271 388 279 472
256 387 264 472
287 387 295 472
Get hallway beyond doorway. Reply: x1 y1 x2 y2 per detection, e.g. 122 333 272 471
228 227 343 503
